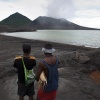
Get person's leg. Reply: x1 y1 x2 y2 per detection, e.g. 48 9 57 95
19 96 24 100
18 82 26 100
29 96 34 100
27 83 35 100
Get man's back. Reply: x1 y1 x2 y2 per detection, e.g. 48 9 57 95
44 55 57 65
42 56 59 92
14 56 36 84
13 43 36 100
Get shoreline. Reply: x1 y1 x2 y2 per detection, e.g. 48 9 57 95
1 32 99 49
0 34 100 100
0 33 97 49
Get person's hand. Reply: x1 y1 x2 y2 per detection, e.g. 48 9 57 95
38 71 47 89
40 71 47 83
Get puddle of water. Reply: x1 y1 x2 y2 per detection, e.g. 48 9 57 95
90 70 100 84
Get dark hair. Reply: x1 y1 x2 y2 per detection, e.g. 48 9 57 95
22 44 31 53
44 43 53 49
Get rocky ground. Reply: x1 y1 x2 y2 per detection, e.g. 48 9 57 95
0 34 100 100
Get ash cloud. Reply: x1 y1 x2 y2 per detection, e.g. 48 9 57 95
46 0 75 20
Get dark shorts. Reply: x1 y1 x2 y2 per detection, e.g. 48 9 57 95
17 82 35 96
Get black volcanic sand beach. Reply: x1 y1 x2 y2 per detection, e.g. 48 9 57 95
0 34 100 100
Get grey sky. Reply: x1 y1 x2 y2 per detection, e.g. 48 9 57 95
46 0 75 19
0 0 100 28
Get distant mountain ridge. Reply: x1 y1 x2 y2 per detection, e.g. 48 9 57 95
26 16 97 30
0 12 99 32
0 12 32 28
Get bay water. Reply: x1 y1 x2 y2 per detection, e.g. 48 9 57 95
1 30 100 48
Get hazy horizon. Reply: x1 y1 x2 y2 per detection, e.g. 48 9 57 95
0 0 100 29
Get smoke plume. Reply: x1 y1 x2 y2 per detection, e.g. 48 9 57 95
46 0 75 20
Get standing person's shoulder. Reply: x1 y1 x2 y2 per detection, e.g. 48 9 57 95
14 56 22 60
29 56 36 60
14 56 22 68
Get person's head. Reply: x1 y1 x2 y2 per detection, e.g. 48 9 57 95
42 43 55 55
22 44 31 54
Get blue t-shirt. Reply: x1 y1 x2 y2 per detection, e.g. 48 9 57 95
42 57 59 92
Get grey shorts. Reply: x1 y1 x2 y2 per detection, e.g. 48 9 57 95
17 82 35 96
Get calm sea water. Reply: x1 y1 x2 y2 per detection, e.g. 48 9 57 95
1 30 100 48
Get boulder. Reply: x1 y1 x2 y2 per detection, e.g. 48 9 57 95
73 51 90 64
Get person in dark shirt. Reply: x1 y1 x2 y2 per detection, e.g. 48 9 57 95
36 43 60 100
14 44 36 100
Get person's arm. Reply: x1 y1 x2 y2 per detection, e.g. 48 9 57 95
58 59 61 64
13 56 22 69
36 62 44 81
30 56 36 67
32 59 36 67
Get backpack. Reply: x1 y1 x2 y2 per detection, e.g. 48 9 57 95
22 58 35 86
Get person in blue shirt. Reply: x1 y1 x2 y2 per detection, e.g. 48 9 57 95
36 43 60 100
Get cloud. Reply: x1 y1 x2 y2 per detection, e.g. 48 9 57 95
74 0 100 9
46 0 76 19
0 0 48 21
70 0 100 28
0 0 9 1
0 0 100 28
75 9 100 18
72 17 100 29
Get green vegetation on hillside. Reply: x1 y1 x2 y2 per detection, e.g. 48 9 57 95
0 12 32 28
